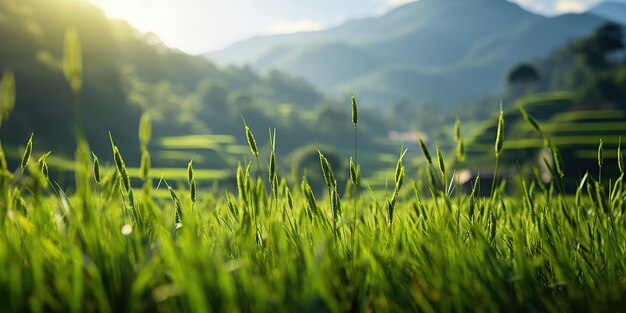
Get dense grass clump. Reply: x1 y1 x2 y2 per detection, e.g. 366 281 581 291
0 100 625 312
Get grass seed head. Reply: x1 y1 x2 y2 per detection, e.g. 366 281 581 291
37 151 51 179
187 160 194 184
436 144 445 177
245 162 252 191
236 162 247 203
113 146 130 192
350 89 358 127
190 180 197 204
395 151 406 191
167 183 183 224
396 165 405 191
42 162 49 179
318 150 336 189
618 137 623 173
489 210 497 242
598 139 604 168
187 160 196 203
242 116 258 158
21 133 33 170
350 157 358 186
551 146 565 178
495 108 504 157
268 128 277 183
139 112 152 148
418 137 432 164
92 152 100 184
453 118 465 162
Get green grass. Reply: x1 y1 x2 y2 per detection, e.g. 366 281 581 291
3 23 625 312
1 114 625 313
125 167 230 181
158 135 238 149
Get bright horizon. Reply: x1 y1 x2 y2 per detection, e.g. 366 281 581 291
87 0 623 55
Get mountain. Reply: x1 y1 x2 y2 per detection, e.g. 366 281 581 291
588 1 626 25
206 0 610 106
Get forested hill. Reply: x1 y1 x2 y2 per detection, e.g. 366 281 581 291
207 0 611 107
0 0 347 162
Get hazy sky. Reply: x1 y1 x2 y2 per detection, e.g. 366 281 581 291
87 0 623 55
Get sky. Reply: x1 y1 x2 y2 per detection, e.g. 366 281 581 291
87 0 623 55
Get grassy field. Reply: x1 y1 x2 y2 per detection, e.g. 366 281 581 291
0 105 625 313
1 30 625 312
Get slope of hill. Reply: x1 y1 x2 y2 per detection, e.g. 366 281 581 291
588 1 626 25
206 0 609 106
0 0 363 163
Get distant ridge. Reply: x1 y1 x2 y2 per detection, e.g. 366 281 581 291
587 1 626 25
206 0 610 106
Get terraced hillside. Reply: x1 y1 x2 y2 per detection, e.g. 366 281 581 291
462 92 625 190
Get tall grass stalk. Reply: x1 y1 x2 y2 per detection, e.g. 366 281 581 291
268 128 278 214
388 149 406 229
618 137 623 175
418 136 441 192
319 150 339 237
350 89 359 251
454 118 465 164
110 133 139 226
491 105 505 199
436 144 446 191
188 160 196 216
166 180 183 225
20 133 33 171
598 139 604 183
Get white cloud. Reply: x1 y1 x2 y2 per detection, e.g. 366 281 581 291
513 0 603 14
555 1 587 12
387 0 416 5
270 19 323 34
554 0 599 13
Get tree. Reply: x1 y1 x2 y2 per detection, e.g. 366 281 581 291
507 63 540 85
507 63 540 99
571 22 625 70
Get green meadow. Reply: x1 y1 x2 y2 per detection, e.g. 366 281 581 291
1 89 626 312
2 1 626 312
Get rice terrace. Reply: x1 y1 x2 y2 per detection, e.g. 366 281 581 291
1 0 626 312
